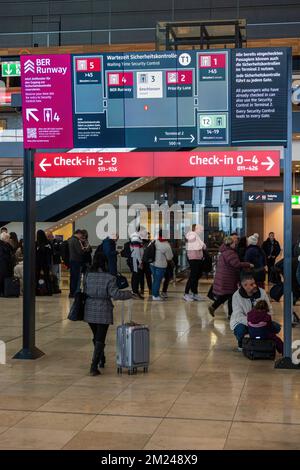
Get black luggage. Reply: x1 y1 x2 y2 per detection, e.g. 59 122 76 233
242 337 276 360
269 282 283 302
4 277 20 297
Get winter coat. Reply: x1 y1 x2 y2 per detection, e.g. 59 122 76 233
262 238 281 260
68 236 84 263
185 231 206 260
244 245 267 282
247 308 273 339
151 239 173 269
84 269 132 324
0 240 14 280
213 244 251 296
230 286 273 330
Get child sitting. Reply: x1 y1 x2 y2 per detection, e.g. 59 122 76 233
247 300 283 354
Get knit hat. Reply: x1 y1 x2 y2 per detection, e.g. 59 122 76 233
247 233 259 245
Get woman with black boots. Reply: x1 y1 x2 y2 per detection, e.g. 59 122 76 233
84 252 132 376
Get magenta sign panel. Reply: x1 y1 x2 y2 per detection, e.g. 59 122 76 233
21 54 73 149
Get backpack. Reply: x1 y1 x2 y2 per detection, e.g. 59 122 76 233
142 240 156 264
60 240 70 267
120 241 131 259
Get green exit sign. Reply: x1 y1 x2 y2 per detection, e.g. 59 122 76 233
1 61 20 77
292 195 300 205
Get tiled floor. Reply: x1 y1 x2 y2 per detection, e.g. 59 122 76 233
0 283 300 450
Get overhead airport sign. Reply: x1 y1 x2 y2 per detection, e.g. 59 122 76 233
22 48 289 149
244 192 283 203
34 150 280 178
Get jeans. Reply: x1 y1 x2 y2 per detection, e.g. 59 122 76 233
150 265 166 297
70 260 82 295
234 321 281 347
185 259 202 295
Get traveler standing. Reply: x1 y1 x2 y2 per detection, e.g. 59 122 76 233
140 230 152 295
47 232 62 285
236 236 247 262
150 229 173 301
129 231 144 299
36 230 53 295
102 233 119 276
209 236 253 317
183 224 206 301
244 233 267 289
84 252 132 376
68 229 85 298
81 229 93 274
0 232 14 296
262 232 281 283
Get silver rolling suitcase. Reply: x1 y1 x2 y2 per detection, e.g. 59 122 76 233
116 300 150 375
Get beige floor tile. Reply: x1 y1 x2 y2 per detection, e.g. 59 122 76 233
63 430 151 450
144 418 231 450
0 410 30 427
13 411 95 431
0 395 51 411
84 415 161 434
235 396 300 424
0 427 76 450
102 399 176 418
225 421 300 450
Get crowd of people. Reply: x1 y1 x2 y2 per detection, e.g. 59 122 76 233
0 224 287 373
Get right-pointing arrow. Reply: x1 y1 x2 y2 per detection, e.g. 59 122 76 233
39 158 52 173
261 156 275 171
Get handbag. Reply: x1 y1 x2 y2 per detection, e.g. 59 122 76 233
116 273 129 290
201 249 213 273
68 291 87 321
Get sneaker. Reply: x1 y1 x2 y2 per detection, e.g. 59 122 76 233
208 305 215 317
131 293 140 299
193 294 205 301
183 294 194 302
161 292 168 299
152 296 164 301
237 346 243 352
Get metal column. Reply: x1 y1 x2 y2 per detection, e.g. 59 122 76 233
13 149 44 360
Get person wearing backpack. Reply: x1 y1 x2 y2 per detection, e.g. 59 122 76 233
129 232 144 299
150 229 173 301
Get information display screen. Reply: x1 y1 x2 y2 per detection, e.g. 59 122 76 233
22 48 289 149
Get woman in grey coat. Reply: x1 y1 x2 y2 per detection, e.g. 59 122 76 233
84 252 132 376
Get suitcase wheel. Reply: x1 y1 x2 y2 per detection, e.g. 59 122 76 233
143 367 148 373
133 368 137 375
117 367 122 374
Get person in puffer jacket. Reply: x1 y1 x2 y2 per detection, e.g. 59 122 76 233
209 236 252 317
183 224 206 302
247 300 283 354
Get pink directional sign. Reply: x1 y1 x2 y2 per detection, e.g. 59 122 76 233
21 54 73 149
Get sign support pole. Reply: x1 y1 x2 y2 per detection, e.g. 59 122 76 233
13 149 44 360
275 49 299 369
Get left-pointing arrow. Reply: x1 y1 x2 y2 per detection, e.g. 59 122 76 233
26 108 39 122
39 158 52 172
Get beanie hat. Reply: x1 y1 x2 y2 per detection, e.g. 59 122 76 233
247 233 259 246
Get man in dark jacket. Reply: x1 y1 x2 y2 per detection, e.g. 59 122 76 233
68 229 85 298
262 232 281 283
102 234 119 276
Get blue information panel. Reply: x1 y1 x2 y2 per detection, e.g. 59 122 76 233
71 48 288 149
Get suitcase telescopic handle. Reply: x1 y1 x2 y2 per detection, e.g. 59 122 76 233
121 299 133 325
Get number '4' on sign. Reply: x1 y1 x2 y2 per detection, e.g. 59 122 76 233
54 113 60 122
252 155 258 164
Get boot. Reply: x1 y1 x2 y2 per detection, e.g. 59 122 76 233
90 341 104 376
99 344 106 368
